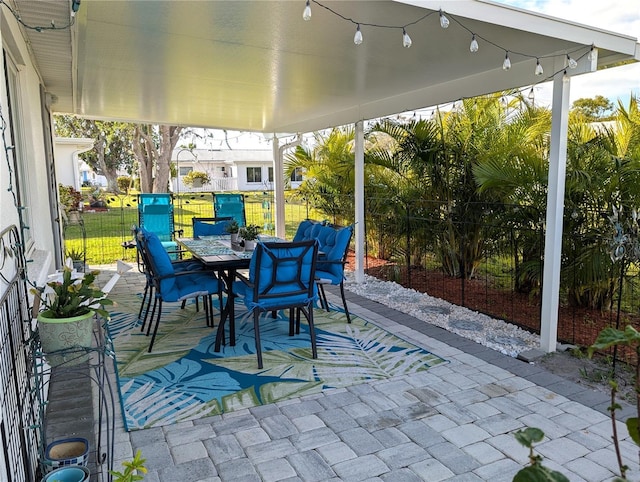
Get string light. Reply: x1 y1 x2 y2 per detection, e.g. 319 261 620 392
0 0 77 31
528 87 535 101
469 34 479 53
439 10 449 29
535 59 544 76
303 0 311 21
303 1 592 78
502 51 511 71
587 45 595 61
354 24 363 45
402 28 412 48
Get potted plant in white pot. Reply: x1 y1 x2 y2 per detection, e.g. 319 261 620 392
183 170 211 189
31 266 113 366
225 219 240 243
239 224 261 251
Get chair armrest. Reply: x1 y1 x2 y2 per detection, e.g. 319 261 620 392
235 270 252 287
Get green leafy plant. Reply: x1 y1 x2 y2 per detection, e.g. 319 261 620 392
58 184 83 212
65 247 84 261
31 266 113 319
513 427 569 481
239 224 261 241
109 450 147 482
225 219 240 234
589 326 640 480
183 170 211 187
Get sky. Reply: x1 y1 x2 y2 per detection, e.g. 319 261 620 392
496 0 640 107
194 0 639 149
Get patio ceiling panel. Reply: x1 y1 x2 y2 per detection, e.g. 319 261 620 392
13 0 638 133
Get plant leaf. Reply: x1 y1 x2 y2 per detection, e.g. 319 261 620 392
626 417 640 446
514 427 544 448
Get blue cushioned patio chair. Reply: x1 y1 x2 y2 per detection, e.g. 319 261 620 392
138 193 181 260
133 226 205 332
192 216 233 238
227 239 319 369
213 193 246 227
137 228 224 353
314 225 354 323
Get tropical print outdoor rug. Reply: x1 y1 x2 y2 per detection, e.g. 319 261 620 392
108 292 447 431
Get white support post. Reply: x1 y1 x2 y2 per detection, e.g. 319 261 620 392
540 72 571 352
273 134 302 239
272 136 285 238
354 121 365 283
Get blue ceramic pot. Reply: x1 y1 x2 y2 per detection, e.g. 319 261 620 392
41 465 90 482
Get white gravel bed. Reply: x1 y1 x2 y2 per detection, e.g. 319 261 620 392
344 272 540 358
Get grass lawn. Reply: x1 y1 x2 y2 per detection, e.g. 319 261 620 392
63 191 323 265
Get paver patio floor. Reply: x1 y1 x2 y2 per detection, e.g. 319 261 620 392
97 267 638 482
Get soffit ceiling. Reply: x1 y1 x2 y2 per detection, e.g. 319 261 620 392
13 0 640 134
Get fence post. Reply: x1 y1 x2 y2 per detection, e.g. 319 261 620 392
406 204 411 289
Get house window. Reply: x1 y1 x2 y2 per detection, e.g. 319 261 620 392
4 53 32 248
290 167 304 182
268 167 274 182
179 166 193 176
246 167 262 183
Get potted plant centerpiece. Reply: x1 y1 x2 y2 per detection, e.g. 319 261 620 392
239 224 261 250
183 170 211 189
32 266 113 366
225 219 240 243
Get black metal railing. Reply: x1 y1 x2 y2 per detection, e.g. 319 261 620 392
0 225 40 482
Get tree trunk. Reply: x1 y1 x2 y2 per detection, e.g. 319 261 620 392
153 125 183 193
134 126 154 193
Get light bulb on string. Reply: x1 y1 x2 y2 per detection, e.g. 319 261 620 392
469 34 478 53
528 87 535 101
567 54 577 69
502 51 511 71
354 24 363 45
587 45 595 61
303 0 312 21
439 10 449 28
402 28 412 48
535 59 543 76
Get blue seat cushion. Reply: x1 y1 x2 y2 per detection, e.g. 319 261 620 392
293 219 319 242
233 280 317 311
316 226 352 278
164 272 221 303
194 220 230 237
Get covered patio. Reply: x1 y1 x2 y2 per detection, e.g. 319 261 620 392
20 0 639 352
91 264 638 480
2 1 639 480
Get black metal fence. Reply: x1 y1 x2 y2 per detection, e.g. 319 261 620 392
65 191 640 351
0 225 40 482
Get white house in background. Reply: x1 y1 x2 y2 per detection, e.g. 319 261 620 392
53 137 94 192
172 148 303 193
78 159 108 187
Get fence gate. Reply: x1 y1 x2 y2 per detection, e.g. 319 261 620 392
0 225 40 481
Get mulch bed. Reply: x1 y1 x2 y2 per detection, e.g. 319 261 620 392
347 253 640 362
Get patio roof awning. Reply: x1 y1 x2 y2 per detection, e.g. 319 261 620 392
15 0 639 132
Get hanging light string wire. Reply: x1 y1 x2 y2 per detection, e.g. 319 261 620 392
0 0 77 32
307 0 590 68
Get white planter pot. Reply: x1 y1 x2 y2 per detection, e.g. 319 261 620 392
37 310 94 366
243 240 256 251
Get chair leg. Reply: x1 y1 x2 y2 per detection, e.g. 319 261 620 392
339 282 351 323
318 284 330 312
296 308 301 335
254 309 263 369
138 282 149 321
288 308 294 336
148 299 163 353
140 284 154 332
145 296 158 335
304 306 317 360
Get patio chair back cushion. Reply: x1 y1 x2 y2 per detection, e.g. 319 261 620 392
213 193 246 227
138 228 177 293
236 240 318 311
318 225 353 278
293 219 321 242
192 217 233 238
